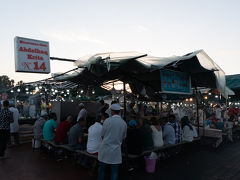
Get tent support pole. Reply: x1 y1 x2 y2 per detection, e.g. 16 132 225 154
195 87 200 135
44 85 49 114
123 82 128 174
123 82 127 121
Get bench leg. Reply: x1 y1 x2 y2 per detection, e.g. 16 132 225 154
32 139 35 152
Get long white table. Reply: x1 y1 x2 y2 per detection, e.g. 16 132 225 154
197 127 222 148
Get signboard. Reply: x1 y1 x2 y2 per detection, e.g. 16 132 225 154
160 69 192 94
14 36 50 73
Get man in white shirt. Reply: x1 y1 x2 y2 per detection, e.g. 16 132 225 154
77 103 87 122
87 118 103 155
215 105 222 120
33 112 48 148
98 104 127 180
105 101 117 117
9 103 20 145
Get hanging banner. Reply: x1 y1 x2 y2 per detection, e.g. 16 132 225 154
160 69 192 94
14 36 50 73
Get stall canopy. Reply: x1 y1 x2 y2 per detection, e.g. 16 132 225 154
226 74 240 90
53 50 226 100
226 74 240 99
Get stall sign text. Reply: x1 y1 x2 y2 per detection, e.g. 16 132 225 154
14 36 50 73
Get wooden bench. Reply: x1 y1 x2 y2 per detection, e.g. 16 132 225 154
232 125 240 140
37 137 200 162
198 127 223 148
37 139 98 159
125 137 201 159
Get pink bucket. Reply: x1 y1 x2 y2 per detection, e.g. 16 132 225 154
144 156 157 173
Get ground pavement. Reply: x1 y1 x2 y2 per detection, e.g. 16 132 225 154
1 141 240 180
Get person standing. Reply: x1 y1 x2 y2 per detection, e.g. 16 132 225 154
34 112 48 140
137 103 145 118
138 118 154 151
150 117 164 148
181 116 194 142
33 112 48 148
127 120 143 155
105 101 117 117
9 102 20 145
169 114 182 144
126 102 136 121
0 100 13 159
97 100 105 117
163 117 176 145
98 104 127 180
77 103 87 122
215 105 222 120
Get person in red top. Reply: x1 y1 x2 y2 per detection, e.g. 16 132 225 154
54 116 73 144
228 105 239 121
209 113 218 126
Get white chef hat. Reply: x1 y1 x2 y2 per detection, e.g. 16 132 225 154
110 103 120 111
41 111 48 117
79 103 84 107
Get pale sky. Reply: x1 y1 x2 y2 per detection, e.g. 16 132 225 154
0 0 240 83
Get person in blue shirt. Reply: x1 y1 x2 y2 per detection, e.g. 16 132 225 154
43 113 58 141
163 117 176 145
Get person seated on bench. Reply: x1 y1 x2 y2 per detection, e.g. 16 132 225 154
150 117 164 148
77 103 87 122
138 118 154 151
209 113 218 128
192 125 198 138
87 116 103 155
43 113 58 141
34 112 48 140
163 117 176 145
68 117 86 150
181 116 194 142
127 120 143 155
54 116 73 144
214 119 225 131
186 115 198 137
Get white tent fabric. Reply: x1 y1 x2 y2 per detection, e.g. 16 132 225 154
52 50 227 98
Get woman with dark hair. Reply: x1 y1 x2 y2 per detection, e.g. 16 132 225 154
150 117 164 147
181 116 194 142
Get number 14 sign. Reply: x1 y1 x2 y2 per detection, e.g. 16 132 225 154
14 36 50 74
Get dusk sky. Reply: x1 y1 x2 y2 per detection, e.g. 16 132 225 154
1 0 240 83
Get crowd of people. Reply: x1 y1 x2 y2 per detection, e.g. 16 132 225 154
126 114 198 156
2 97 240 179
31 100 202 180
189 104 240 132
33 101 126 180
